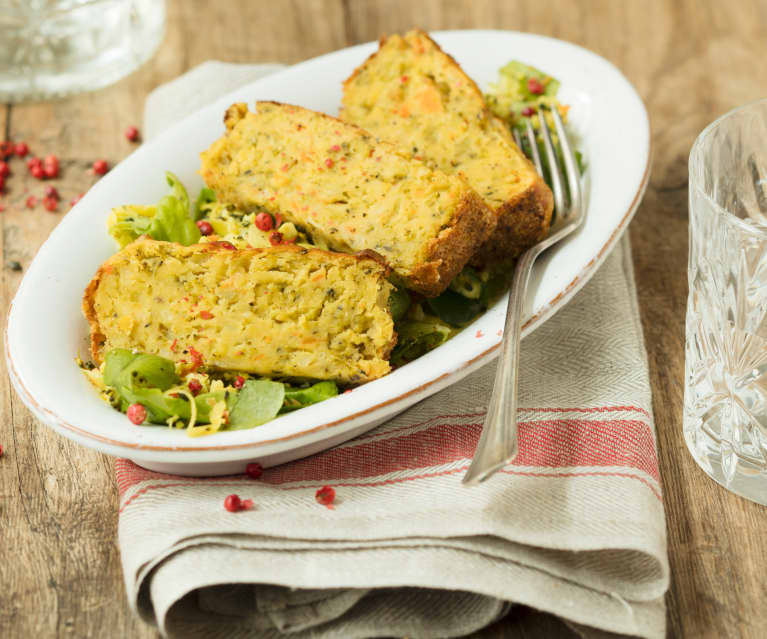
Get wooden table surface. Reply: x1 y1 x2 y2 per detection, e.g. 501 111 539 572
2 1 767 637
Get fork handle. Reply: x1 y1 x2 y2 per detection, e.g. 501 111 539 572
462 245 540 484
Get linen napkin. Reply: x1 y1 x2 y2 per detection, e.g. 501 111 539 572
117 62 668 639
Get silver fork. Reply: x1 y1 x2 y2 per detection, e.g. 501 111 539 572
462 104 584 485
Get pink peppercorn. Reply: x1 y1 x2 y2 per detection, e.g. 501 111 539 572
0 161 9 178
254 212 273 231
25 195 37 209
124 126 140 142
224 494 253 512
188 379 202 396
234 375 245 389
44 186 59 200
325 158 334 169
126 403 147 425
93 159 108 175
196 220 213 236
315 485 336 507
224 494 241 512
527 77 544 95
43 154 59 178
521 106 536 117
42 196 58 212
245 462 263 479
14 142 29 157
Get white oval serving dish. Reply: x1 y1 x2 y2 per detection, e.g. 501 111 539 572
5 30 650 475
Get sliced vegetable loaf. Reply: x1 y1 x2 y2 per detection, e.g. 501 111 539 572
83 239 396 384
340 29 553 264
199 101 495 296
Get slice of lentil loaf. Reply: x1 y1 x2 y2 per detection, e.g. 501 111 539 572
83 239 395 384
340 29 554 265
199 101 495 297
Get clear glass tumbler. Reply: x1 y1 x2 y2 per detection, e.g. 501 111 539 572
0 0 166 102
686 100 767 505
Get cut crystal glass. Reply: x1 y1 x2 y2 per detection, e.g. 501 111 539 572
685 100 767 505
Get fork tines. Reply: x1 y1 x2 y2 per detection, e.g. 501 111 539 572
512 105 581 217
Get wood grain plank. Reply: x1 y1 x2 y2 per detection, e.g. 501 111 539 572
627 2 767 637
0 2 346 639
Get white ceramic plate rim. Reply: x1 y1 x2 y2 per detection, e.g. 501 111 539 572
5 30 650 463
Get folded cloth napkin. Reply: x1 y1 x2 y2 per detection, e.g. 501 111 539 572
118 62 668 639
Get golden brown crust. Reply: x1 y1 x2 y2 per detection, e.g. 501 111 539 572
380 327 398 363
82 265 107 363
410 190 496 296
224 102 248 130
470 177 554 266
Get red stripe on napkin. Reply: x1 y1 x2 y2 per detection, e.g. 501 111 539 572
259 418 658 484
115 408 658 497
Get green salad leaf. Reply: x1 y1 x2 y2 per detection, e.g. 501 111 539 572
499 60 560 101
99 349 340 430
166 170 190 212
108 172 202 248
478 270 509 309
486 60 560 126
389 285 412 321
107 205 155 248
102 349 226 424
150 172 201 245
390 318 453 366
426 289 485 327
228 379 286 429
449 266 483 300
282 381 338 412
124 387 227 425
193 187 216 221
104 349 179 390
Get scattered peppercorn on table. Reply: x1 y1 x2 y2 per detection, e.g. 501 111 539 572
2 1 767 638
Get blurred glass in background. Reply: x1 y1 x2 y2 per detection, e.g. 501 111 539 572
0 0 165 102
